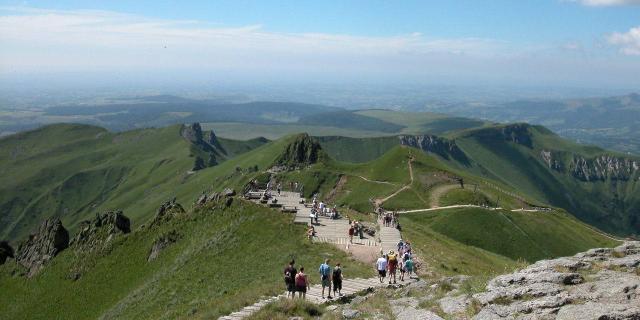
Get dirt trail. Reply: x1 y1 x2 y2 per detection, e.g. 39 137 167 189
326 175 348 203
428 184 460 208
375 156 415 206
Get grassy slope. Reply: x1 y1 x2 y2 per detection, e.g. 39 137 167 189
0 201 372 320
453 125 640 235
0 124 270 242
399 207 619 276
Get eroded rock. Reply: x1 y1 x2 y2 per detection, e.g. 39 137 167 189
16 218 69 277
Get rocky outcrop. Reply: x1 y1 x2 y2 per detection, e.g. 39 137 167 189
540 150 639 181
569 154 639 182
16 218 69 277
195 188 235 207
180 123 204 143
71 211 131 248
150 199 185 227
399 135 470 164
501 123 533 148
275 134 323 168
470 241 640 320
0 241 14 265
148 230 180 262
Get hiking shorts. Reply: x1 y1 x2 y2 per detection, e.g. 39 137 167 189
378 270 386 277
286 282 296 292
322 277 331 287
333 280 342 291
296 285 307 293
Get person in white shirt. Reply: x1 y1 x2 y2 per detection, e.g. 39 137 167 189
376 255 388 283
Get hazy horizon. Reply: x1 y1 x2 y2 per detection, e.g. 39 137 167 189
1 1 640 94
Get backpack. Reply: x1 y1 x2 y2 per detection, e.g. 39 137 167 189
388 254 397 264
284 269 293 283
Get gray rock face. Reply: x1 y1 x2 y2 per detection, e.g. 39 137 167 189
398 134 469 164
0 240 14 265
180 123 203 143
16 218 69 277
71 211 131 247
275 134 322 168
341 308 360 319
471 241 640 320
222 188 236 197
150 199 185 227
540 149 639 181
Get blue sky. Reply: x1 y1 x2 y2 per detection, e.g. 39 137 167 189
1 0 640 88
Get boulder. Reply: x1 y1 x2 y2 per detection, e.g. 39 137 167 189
472 241 640 320
16 218 69 277
71 210 131 247
0 241 14 265
150 199 185 227
341 308 360 319
222 188 236 197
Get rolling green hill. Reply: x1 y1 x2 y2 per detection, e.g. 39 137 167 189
0 121 625 320
0 123 268 241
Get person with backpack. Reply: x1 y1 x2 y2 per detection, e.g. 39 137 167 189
295 267 309 299
319 259 333 299
283 260 297 298
376 254 387 283
332 262 343 297
387 250 398 284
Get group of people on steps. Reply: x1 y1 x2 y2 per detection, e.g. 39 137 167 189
376 245 415 284
283 259 344 300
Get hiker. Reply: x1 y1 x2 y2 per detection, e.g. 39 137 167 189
294 181 299 192
307 226 315 240
277 183 282 195
358 221 364 239
387 250 398 284
376 254 388 283
399 257 406 281
404 255 415 279
332 262 343 297
319 259 333 299
284 260 297 298
348 225 354 243
309 210 315 225
295 267 309 299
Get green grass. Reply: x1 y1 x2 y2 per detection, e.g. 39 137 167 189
438 188 492 207
401 208 618 265
0 201 372 320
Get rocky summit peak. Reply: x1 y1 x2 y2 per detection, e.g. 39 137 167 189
16 217 69 277
150 198 185 227
180 122 203 143
399 134 470 164
275 133 323 168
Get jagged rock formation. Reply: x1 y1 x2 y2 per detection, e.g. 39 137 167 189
148 230 180 262
16 218 69 277
181 123 227 171
275 134 323 168
540 150 639 181
150 199 185 227
569 154 639 182
0 241 14 265
180 122 204 143
196 188 235 208
470 241 640 320
71 211 131 248
399 134 470 164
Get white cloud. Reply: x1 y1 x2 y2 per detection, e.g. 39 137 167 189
607 27 640 55
0 6 505 74
569 0 640 6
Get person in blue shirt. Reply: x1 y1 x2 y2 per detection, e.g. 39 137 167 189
319 259 332 299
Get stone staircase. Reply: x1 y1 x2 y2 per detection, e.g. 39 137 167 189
220 190 413 320
218 276 418 320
